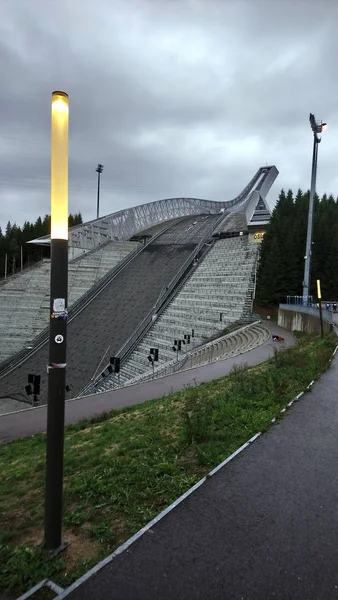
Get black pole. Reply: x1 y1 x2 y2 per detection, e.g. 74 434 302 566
44 238 68 552
303 134 318 301
96 164 103 220
319 300 324 338
96 170 100 220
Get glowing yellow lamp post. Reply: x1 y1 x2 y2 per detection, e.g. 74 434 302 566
44 91 69 552
317 279 324 338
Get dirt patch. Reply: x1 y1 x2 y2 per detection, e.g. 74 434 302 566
18 527 45 548
103 443 120 455
1 496 42 529
159 428 179 440
19 527 101 571
63 530 101 571
108 410 142 424
111 518 127 539
176 447 206 476
78 425 103 434
72 440 94 449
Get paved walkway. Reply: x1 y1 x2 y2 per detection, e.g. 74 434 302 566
61 340 338 600
0 322 293 443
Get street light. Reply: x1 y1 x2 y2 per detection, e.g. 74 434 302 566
317 279 324 338
44 91 69 552
96 163 104 220
302 113 327 303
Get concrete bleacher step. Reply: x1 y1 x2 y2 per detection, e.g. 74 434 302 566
0 240 139 362
185 324 269 370
109 323 269 388
97 237 260 392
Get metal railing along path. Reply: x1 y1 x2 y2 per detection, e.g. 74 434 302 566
98 321 267 390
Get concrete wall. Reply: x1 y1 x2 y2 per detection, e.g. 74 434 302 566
278 304 332 334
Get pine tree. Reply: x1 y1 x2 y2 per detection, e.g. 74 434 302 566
1 211 84 279
256 188 338 305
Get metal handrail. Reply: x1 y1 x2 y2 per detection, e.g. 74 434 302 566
0 246 137 379
80 242 214 397
107 215 223 358
0 221 179 380
91 238 261 394
119 243 203 356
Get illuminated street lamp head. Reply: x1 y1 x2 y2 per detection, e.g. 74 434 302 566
317 279 322 300
51 91 69 240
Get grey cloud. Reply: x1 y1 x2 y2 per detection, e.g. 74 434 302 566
0 0 337 230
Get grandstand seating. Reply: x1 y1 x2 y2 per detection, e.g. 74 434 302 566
95 236 259 391
0 165 278 411
0 240 138 362
96 322 269 391
0 215 218 401
184 322 269 370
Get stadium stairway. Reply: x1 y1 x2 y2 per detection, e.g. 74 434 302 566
0 240 138 363
104 322 270 389
0 215 219 403
95 235 260 392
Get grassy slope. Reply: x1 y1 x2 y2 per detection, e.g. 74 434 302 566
0 333 336 597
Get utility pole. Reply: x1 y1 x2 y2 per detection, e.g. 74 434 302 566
96 164 104 220
302 113 327 303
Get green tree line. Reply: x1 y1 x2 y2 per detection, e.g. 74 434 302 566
256 189 338 305
0 213 82 278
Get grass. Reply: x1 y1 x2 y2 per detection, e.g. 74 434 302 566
0 333 336 597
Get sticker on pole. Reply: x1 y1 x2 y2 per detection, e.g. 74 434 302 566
53 298 66 313
47 362 66 372
51 309 68 321
55 334 64 344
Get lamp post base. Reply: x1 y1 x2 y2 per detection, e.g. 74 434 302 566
42 539 70 555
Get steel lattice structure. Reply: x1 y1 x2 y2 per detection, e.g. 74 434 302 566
30 166 278 250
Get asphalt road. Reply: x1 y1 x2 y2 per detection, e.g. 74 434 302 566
63 335 338 600
0 322 293 443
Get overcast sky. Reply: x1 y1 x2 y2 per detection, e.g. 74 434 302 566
1 0 337 230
